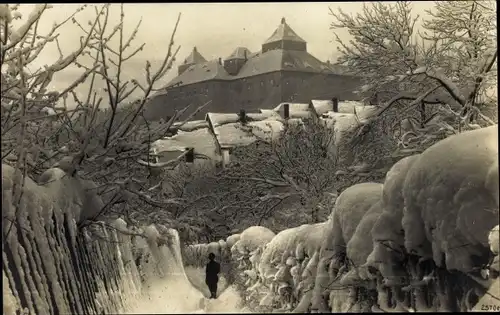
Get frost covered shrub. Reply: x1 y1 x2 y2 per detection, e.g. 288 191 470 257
326 183 383 261
402 125 498 272
368 155 421 280
360 155 422 312
317 182 383 312
223 127 499 313
2 164 170 315
392 125 499 312
225 226 275 310
246 222 330 313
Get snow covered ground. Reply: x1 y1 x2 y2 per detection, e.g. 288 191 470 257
123 266 250 314
122 228 250 314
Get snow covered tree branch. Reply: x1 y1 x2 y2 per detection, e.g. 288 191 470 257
329 0 497 165
1 4 213 234
216 121 340 225
330 1 497 114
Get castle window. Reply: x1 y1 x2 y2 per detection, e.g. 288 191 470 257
270 79 275 85
260 81 264 87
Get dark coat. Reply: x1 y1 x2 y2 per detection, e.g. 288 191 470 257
205 260 221 283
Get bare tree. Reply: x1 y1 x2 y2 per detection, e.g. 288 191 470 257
1 4 209 238
213 120 339 226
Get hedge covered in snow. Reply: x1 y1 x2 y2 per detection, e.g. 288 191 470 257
2 164 193 315
189 125 499 313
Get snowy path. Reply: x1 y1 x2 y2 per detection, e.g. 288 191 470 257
124 267 250 314
116 228 251 314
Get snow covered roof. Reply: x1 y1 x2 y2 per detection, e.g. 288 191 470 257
337 101 377 119
153 127 219 160
263 17 306 45
259 109 281 117
206 110 282 130
311 100 376 119
167 59 229 87
214 120 284 148
226 47 251 60
206 113 240 128
273 102 309 112
173 120 209 132
309 99 333 116
272 102 312 119
246 111 279 121
182 46 207 65
320 112 359 128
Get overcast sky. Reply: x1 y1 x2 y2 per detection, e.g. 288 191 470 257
15 2 436 104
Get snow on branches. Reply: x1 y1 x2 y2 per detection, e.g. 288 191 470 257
329 1 497 167
330 1 497 115
1 4 210 232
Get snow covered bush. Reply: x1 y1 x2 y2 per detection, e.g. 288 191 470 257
403 125 498 272
399 124 499 312
2 163 170 314
228 226 275 307
319 182 384 313
364 155 421 311
236 222 329 313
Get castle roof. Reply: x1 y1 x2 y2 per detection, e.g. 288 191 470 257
264 17 306 45
167 59 228 87
226 47 251 60
163 18 350 88
233 49 332 79
166 49 337 88
183 46 207 65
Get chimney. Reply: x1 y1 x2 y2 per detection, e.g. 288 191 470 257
332 97 339 113
239 109 247 124
218 57 222 65
283 103 290 119
281 17 286 24
185 147 194 163
244 50 247 61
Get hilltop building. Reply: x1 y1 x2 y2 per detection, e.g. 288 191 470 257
144 18 365 121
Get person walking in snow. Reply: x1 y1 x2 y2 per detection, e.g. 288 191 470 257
205 253 221 299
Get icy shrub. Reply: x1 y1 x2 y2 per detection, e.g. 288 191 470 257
402 125 498 272
320 182 383 312
400 125 499 312
253 222 329 312
366 155 421 311
2 163 205 314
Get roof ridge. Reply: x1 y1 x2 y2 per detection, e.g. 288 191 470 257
263 18 306 45
184 46 207 65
